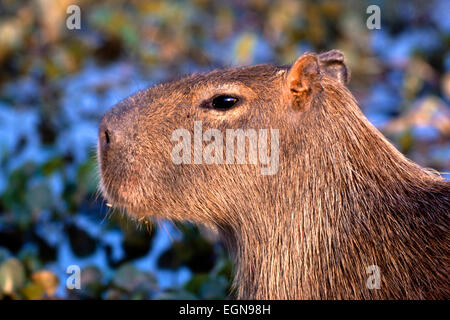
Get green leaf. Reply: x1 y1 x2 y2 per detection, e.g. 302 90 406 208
112 263 157 293
0 258 26 295
21 282 45 300
41 157 64 176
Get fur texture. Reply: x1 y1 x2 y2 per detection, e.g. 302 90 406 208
98 50 450 299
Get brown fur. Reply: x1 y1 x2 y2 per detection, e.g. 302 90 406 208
98 50 450 299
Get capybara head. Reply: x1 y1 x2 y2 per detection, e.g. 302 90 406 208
98 50 350 226
98 50 449 299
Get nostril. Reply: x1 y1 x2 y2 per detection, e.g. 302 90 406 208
104 130 111 145
100 128 113 148
99 112 117 149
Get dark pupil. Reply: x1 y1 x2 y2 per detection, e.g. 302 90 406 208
212 96 238 110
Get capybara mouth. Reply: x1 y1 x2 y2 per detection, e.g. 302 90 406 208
98 166 159 219
99 182 144 216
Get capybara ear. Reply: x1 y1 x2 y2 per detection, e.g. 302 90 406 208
287 53 323 102
318 50 350 85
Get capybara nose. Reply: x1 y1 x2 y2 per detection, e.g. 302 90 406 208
100 126 112 147
98 107 124 153
98 100 136 154
99 115 114 151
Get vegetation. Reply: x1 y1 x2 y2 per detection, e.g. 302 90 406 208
0 0 449 299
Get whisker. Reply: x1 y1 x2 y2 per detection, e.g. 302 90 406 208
161 219 175 244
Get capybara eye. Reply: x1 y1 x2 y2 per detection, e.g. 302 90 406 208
211 95 239 110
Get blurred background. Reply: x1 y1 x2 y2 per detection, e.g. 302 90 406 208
0 0 449 299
